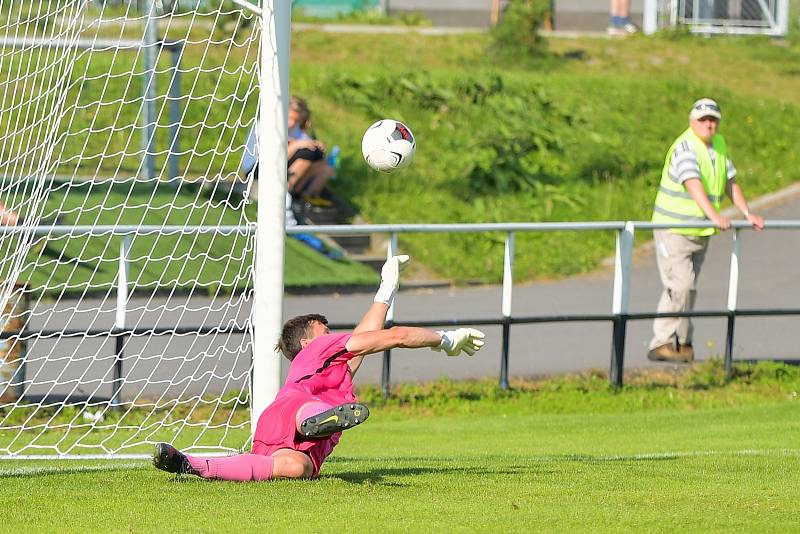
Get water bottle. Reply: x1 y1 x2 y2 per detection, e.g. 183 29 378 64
327 145 341 179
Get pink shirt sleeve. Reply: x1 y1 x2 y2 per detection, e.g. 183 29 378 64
286 333 354 383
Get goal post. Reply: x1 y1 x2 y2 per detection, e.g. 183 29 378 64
253 0 289 436
0 0 288 459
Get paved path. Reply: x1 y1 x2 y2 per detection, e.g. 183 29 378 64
286 189 800 386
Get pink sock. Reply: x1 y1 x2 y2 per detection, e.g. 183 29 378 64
295 401 334 432
186 453 274 482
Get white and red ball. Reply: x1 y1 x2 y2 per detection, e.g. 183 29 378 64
361 119 416 172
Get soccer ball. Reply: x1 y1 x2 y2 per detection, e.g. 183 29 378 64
361 119 416 172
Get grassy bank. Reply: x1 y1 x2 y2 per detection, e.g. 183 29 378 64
294 30 800 281
4 13 800 287
2 181 377 295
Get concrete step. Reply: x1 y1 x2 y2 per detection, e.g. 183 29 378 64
293 193 373 255
205 179 380 263
330 235 371 255
346 254 386 272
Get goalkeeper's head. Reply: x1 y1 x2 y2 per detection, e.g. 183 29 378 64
275 314 329 360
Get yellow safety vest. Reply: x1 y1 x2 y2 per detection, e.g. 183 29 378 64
652 128 728 236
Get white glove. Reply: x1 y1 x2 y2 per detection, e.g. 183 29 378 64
433 328 486 357
373 254 410 305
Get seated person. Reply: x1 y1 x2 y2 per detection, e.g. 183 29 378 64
0 202 19 226
286 95 335 200
241 128 298 226
240 111 342 261
241 96 336 204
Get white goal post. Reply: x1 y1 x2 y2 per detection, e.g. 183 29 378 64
0 0 288 459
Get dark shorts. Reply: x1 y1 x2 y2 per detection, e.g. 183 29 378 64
288 146 324 167
248 145 325 180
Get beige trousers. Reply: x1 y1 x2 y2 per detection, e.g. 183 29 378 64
649 229 710 350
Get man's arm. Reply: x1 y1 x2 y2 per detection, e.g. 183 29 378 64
348 302 389 376
346 326 441 356
684 178 731 230
348 255 409 376
725 180 765 230
353 302 390 336
345 326 485 357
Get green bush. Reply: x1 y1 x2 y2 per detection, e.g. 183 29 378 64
489 0 550 58
464 90 572 195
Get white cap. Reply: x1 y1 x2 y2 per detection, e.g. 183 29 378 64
689 98 721 121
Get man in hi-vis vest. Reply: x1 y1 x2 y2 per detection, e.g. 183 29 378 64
648 98 764 363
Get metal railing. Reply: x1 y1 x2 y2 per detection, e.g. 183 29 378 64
287 220 800 394
2 224 253 405
7 220 800 401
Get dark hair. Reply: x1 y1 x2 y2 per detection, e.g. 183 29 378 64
275 314 328 360
289 95 312 131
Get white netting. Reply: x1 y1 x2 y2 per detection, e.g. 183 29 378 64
0 0 266 457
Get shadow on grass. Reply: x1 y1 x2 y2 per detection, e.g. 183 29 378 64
323 456 561 486
324 450 698 485
327 465 526 486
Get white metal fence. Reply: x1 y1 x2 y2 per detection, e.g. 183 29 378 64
5 220 800 398
643 0 791 35
2 220 799 460
290 220 800 391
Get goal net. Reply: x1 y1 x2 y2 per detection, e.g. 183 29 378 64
0 0 280 459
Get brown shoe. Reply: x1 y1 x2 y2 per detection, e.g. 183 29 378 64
677 343 695 361
647 343 691 363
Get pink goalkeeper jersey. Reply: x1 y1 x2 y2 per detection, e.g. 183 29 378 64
251 332 357 476
279 332 356 404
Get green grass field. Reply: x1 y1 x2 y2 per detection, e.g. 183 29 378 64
3 363 800 533
2 404 797 532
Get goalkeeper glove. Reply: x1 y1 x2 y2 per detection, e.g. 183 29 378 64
373 254 410 306
434 328 486 357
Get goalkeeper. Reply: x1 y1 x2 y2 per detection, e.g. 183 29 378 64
153 255 485 481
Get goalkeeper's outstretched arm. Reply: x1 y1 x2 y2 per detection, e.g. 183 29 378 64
345 326 485 358
352 254 410 335
347 254 485 366
349 254 409 376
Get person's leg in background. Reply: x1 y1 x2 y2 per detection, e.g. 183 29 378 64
302 161 335 197
287 158 314 196
648 230 702 362
608 0 639 34
675 235 709 360
287 147 324 197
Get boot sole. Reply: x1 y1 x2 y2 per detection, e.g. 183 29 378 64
152 442 186 473
300 403 370 438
